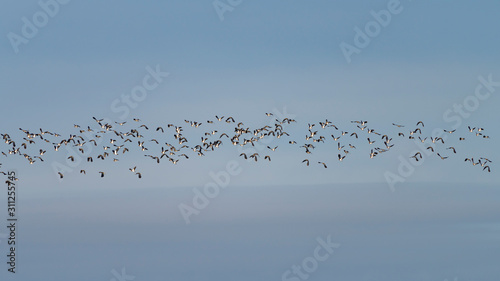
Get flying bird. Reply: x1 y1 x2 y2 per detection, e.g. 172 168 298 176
318 162 327 168
437 153 448 160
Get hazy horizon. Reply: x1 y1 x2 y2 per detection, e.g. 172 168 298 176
1 0 499 280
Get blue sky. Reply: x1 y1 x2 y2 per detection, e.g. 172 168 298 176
0 0 499 280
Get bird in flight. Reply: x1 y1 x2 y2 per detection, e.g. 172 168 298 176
0 116 493 180
437 153 448 160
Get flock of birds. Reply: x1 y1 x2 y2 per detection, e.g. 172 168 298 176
0 114 493 179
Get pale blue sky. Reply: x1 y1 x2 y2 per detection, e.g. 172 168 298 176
0 1 499 280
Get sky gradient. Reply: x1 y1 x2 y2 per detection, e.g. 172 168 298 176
0 0 499 280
